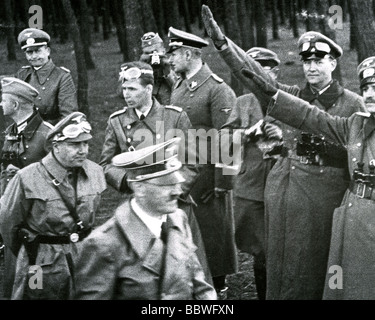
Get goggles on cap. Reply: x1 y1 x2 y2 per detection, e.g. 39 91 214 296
119 67 154 83
54 120 92 142
142 32 158 41
300 41 331 54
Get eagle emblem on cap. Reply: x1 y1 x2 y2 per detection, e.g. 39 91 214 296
364 68 375 78
25 32 33 37
304 35 315 41
26 38 35 45
362 60 374 68
191 81 197 89
249 50 260 58
221 107 232 114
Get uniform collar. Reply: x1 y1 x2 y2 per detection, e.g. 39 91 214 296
33 59 55 84
5 111 43 140
114 199 183 259
174 63 212 91
41 152 88 184
122 98 163 133
364 115 375 139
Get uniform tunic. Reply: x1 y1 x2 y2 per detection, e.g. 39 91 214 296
270 90 375 299
217 37 365 299
0 153 106 299
74 200 216 300
15 59 78 124
170 63 238 278
0 111 52 299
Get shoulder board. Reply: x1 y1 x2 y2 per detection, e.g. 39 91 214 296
43 121 55 129
355 111 371 117
211 73 223 83
165 105 183 112
109 108 127 118
22 66 31 69
60 66 71 73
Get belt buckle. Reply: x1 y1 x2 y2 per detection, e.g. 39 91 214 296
356 183 366 199
69 233 79 243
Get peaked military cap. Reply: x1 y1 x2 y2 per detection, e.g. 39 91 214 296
112 137 185 185
357 56 375 88
167 27 209 53
1 77 39 103
17 28 50 51
141 32 164 50
48 112 92 143
298 31 343 60
246 47 280 68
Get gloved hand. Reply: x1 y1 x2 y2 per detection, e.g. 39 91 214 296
241 69 278 97
201 5 227 47
263 122 283 141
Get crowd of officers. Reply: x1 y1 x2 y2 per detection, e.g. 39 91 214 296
0 3 375 300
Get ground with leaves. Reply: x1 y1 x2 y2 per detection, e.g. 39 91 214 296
0 22 360 300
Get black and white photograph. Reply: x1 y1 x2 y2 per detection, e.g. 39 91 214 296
0 0 374 308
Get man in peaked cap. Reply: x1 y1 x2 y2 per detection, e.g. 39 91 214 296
75 138 216 300
0 77 52 299
0 111 106 300
239 56 375 300
220 47 283 300
168 26 238 299
14 28 78 125
202 4 365 299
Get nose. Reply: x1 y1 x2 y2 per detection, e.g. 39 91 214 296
171 184 183 197
77 142 89 153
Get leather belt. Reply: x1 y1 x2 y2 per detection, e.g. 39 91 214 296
38 228 92 244
349 181 375 200
282 147 346 169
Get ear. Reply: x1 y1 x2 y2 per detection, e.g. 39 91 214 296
331 58 337 72
185 49 193 60
146 84 153 94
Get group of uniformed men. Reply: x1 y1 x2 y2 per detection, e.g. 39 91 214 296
1 4 375 300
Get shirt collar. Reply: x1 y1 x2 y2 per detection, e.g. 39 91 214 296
131 198 166 238
135 104 152 119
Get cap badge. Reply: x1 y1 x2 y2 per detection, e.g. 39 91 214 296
249 51 259 58
191 81 197 89
26 38 35 45
25 32 33 38
221 107 232 114
363 60 374 68
304 35 315 41
364 68 375 78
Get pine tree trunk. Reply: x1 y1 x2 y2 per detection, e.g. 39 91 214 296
271 0 280 40
237 0 253 50
123 0 144 61
4 0 16 61
79 0 96 70
254 0 267 47
61 0 90 118
111 0 127 60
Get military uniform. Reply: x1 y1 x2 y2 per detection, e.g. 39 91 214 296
0 112 107 300
170 61 238 280
15 59 78 124
15 28 78 125
215 32 365 299
269 89 375 300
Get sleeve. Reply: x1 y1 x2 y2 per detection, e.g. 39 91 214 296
210 83 237 189
73 236 117 300
268 90 350 146
99 119 128 192
58 72 79 119
0 173 28 255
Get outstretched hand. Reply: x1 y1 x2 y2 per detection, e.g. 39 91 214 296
241 69 278 96
201 5 225 43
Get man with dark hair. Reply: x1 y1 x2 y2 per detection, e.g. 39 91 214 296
99 61 211 282
202 5 365 299
75 138 216 300
15 28 78 125
0 112 106 300
241 55 375 300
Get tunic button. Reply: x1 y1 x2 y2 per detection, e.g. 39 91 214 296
47 78 49 81
357 143 361 147
190 94 194 97
126 125 131 130
38 97 42 100
348 203 352 207
42 87 46 90
6 179 9 182
320 169 324 173
156 134 161 139
294 138 298 141
23 157 27 160
352 158 357 162
291 166 295 170
127 138 131 143
25 145 29 149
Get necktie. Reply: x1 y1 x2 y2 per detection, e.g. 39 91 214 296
160 222 168 243
67 169 77 188
140 114 145 121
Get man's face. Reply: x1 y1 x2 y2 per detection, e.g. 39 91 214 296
168 48 189 74
25 45 50 68
0 94 16 117
122 78 151 109
135 181 183 216
302 56 336 89
54 141 89 168
362 83 375 113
